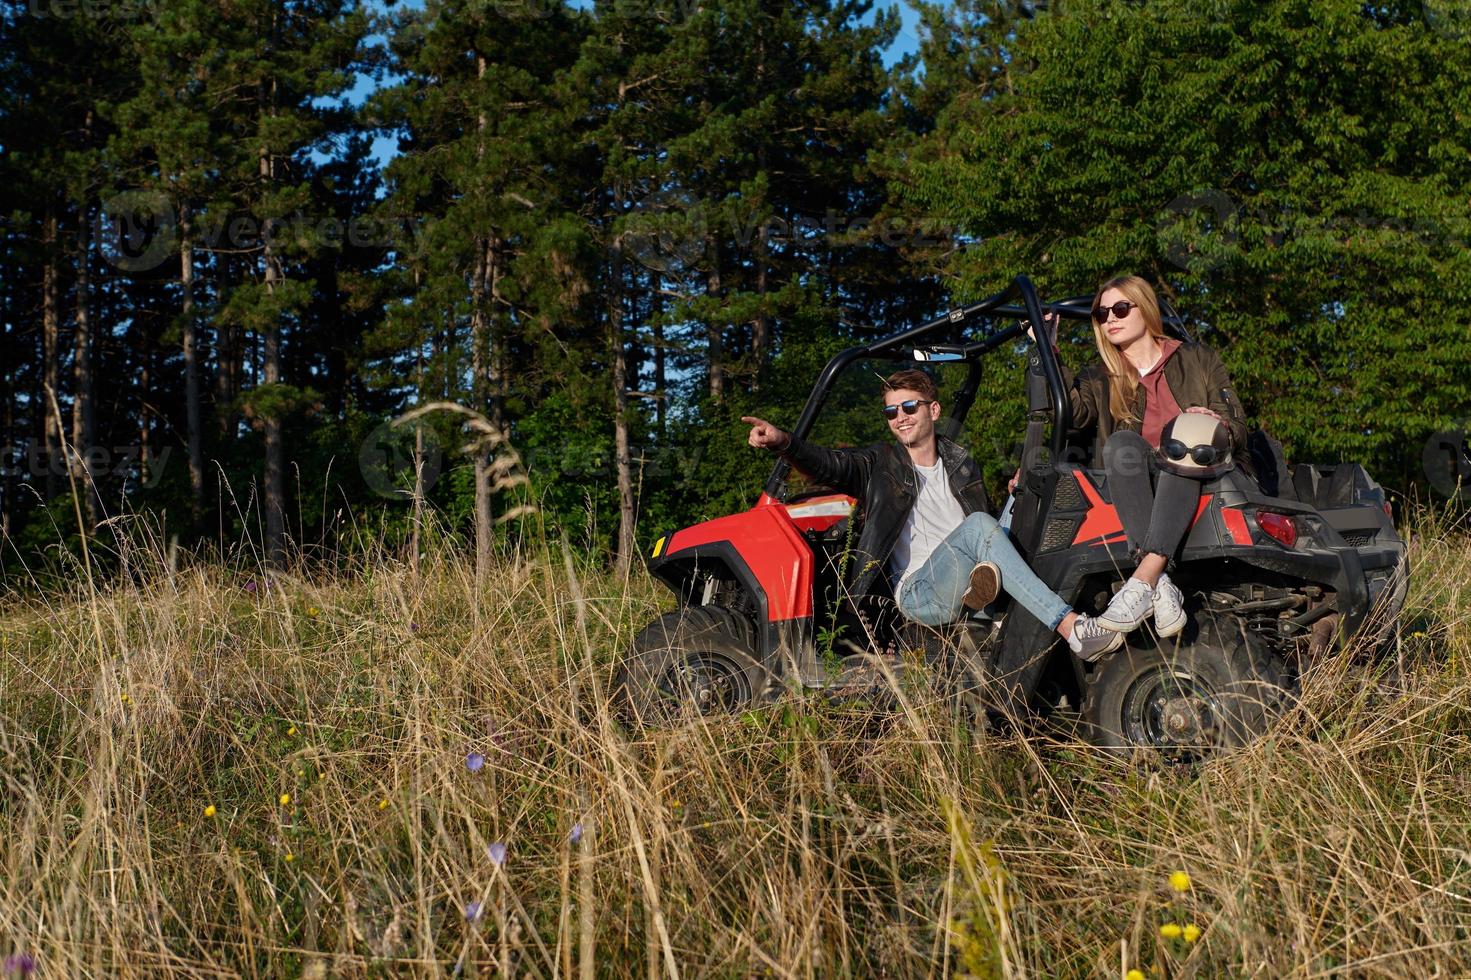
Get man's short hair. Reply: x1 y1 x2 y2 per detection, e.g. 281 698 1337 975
883 369 938 402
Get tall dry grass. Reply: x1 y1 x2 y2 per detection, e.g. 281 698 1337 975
1 510 1469 978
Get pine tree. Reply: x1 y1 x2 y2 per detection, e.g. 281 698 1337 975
377 0 590 574
108 0 236 529
200 0 369 563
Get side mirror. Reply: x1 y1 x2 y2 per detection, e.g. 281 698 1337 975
912 346 966 362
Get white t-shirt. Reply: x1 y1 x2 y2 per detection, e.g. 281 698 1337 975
891 459 966 598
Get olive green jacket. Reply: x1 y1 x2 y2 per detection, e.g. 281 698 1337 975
1062 342 1248 456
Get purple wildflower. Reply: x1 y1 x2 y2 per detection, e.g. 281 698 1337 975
569 822 584 845
486 842 507 866
244 580 257 594
4 954 36 977
464 900 482 922
409 622 420 632
466 752 485 773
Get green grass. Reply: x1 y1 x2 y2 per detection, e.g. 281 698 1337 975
1 512 1469 977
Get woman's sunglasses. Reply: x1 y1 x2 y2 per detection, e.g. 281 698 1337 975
1163 439 1223 466
1091 300 1137 324
882 399 934 419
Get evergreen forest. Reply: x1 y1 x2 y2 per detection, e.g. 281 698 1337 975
4 0 1470 580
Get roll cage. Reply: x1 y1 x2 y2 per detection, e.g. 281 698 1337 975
763 274 1193 553
766 275 1194 488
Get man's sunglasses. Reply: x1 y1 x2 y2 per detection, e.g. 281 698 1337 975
1091 300 1137 324
882 399 934 419
1163 439 1223 466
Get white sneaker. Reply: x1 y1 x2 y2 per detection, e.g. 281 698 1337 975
1152 573 1187 637
1067 613 1125 662
1098 577 1155 631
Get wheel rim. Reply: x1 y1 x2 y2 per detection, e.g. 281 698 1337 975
651 652 754 717
1119 665 1224 759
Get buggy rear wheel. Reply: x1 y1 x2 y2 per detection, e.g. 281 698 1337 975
1080 611 1293 762
615 606 770 726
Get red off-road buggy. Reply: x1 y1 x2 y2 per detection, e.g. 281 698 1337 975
617 276 1409 757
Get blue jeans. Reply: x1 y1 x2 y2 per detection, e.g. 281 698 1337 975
896 511 1071 631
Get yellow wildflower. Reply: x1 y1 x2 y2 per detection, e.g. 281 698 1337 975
287 725 298 736
1183 924 1201 943
120 693 131 705
1127 971 1146 980
1169 870 1192 893
378 798 390 811
203 804 217 818
279 793 291 806
284 851 295 863
296 769 305 779
307 606 320 618
1160 922 1183 939
317 771 326 781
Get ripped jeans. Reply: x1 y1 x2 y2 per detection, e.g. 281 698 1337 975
895 511 1071 631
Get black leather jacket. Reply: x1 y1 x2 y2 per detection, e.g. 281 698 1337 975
778 432 992 599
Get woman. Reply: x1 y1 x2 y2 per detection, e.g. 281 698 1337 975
1061 275 1247 637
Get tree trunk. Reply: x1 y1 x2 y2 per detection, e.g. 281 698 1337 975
753 236 769 387
470 50 495 584
216 251 241 437
260 147 287 567
410 266 425 574
752 48 769 388
471 236 494 584
1 267 13 537
42 208 61 500
72 204 97 530
613 186 637 575
705 234 723 403
653 273 666 440
139 315 152 486
181 205 205 526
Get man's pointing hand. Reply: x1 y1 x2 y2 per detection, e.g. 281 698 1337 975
741 416 790 451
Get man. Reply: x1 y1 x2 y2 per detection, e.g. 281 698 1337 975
741 369 1123 660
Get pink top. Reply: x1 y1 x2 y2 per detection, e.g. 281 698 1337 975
1138 338 1184 448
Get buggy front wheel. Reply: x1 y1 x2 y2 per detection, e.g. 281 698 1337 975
615 606 770 726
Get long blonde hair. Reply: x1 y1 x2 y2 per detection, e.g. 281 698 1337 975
1090 275 1167 425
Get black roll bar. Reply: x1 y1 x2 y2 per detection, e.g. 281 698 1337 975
762 274 1073 500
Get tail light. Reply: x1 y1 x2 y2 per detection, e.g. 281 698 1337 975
1255 510 1298 548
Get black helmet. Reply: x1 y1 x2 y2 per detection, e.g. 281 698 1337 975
1157 413 1232 478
